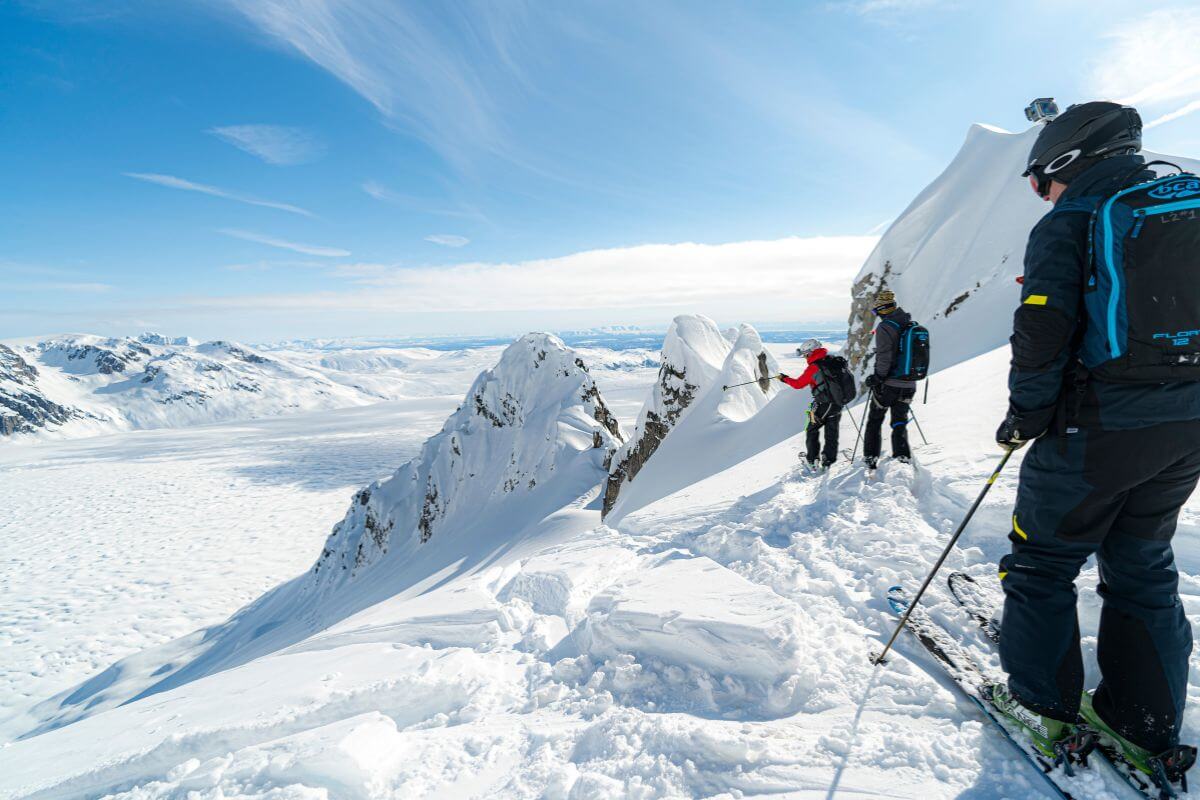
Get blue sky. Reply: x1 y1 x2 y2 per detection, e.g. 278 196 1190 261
3 0 1199 341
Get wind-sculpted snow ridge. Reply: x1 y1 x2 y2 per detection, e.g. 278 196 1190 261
603 318 785 520
312 332 624 582
845 123 1200 378
603 315 776 517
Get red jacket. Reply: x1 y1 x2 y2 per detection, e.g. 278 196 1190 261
781 347 828 390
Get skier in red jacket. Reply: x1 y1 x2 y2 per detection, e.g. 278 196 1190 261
779 339 842 469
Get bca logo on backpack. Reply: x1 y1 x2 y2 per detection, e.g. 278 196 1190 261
1082 166 1200 381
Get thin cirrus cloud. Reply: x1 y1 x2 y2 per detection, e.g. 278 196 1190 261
208 124 325 165
124 172 312 217
225 1 531 168
1093 7 1200 129
219 228 350 257
12 282 113 293
425 234 470 248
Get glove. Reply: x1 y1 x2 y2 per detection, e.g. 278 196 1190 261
864 374 882 391
777 373 788 382
995 411 1045 451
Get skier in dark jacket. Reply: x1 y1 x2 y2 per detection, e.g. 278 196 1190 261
990 101 1200 783
862 289 916 469
779 339 841 469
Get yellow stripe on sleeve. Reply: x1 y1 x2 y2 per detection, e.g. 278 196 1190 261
1013 514 1028 540
1023 294 1049 306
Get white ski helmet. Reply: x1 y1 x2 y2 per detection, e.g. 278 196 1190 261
798 338 823 357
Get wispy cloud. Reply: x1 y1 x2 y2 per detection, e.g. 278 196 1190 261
226 1 531 168
11 282 113 293
219 228 351 257
1147 100 1200 130
222 259 329 272
1093 7 1200 129
209 124 325 165
125 172 312 217
425 234 470 248
361 181 492 224
835 0 948 15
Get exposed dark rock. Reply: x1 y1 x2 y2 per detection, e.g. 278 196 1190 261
0 345 39 385
846 259 895 380
0 387 74 436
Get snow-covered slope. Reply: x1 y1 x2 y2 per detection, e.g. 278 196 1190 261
11 336 1182 799
603 315 779 517
17 333 625 739
846 124 1200 376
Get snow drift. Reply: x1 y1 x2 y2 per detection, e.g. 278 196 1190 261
846 123 1200 377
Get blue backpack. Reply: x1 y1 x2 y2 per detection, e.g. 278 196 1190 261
881 319 930 381
1080 164 1200 382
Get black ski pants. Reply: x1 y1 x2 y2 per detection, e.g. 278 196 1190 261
999 421 1200 752
805 401 841 464
863 384 915 461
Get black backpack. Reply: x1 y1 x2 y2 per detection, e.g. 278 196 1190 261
1076 166 1200 382
814 355 857 407
881 319 931 381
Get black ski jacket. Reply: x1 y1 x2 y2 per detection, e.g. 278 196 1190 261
874 308 917 389
1008 154 1200 433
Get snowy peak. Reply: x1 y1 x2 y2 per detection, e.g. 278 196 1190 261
715 324 779 423
313 333 623 582
603 316 776 517
0 334 383 437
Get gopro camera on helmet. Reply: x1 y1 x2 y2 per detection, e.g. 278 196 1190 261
1024 98 1059 123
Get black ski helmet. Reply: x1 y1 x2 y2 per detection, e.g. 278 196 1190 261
1023 101 1142 197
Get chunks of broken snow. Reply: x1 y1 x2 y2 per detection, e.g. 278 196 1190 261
570 555 801 715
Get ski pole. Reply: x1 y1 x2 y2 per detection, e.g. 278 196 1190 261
873 448 1014 666
722 379 760 391
923 380 929 405
909 407 929 446
849 388 873 463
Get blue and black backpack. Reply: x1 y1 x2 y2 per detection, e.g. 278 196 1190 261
1080 163 1200 382
881 319 931 382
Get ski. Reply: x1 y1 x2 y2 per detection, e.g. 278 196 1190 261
947 572 1000 644
946 572 1189 800
883 585 1080 800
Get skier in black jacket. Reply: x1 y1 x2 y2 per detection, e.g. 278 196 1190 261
862 289 916 469
989 101 1200 783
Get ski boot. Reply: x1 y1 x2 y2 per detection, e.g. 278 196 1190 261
895 456 912 465
864 456 878 471
821 459 834 471
1080 690 1197 797
988 684 1096 774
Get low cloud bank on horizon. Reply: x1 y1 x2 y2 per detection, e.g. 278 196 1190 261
183 235 876 316
1 236 878 341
